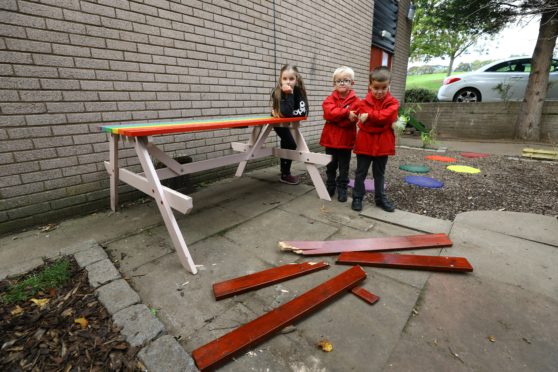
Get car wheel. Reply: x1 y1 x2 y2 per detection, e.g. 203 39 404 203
453 88 481 102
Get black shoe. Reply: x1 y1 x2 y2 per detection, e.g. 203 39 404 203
337 188 347 202
375 198 395 212
351 197 363 211
327 185 336 197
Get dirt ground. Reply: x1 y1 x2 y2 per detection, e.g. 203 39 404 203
308 146 558 221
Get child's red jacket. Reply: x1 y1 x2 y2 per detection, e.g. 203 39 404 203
354 91 399 156
319 90 360 149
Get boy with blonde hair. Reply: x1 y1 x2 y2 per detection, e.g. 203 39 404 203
319 66 360 202
351 66 399 212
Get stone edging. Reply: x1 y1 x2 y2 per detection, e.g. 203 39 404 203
3 240 198 372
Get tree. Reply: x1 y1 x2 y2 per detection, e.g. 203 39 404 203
410 0 500 76
434 0 558 140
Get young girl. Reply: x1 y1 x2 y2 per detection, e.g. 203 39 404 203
271 64 309 185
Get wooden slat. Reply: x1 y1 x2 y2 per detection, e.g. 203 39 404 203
279 233 453 255
337 252 473 273
213 261 329 300
101 116 305 137
192 266 367 371
351 286 380 305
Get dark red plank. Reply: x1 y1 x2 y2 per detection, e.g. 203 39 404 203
192 266 367 371
337 252 473 272
213 261 329 300
281 233 452 256
351 286 380 305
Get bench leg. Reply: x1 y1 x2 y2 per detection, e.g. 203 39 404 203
109 134 120 211
134 137 198 275
235 125 272 177
291 123 331 201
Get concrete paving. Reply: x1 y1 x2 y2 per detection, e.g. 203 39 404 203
1 140 557 372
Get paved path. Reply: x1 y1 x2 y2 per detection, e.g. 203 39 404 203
1 141 557 372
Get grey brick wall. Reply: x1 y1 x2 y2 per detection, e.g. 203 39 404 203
411 102 558 141
0 0 376 235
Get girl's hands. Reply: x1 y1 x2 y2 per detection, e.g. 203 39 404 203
281 83 293 94
349 111 358 122
359 113 368 123
271 109 279 118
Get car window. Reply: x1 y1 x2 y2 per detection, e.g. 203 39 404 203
486 62 513 72
551 60 558 72
485 60 531 73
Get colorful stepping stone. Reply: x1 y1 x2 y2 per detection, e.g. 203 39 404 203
399 164 430 173
348 179 386 192
405 175 444 188
425 155 457 163
447 165 481 174
460 152 489 158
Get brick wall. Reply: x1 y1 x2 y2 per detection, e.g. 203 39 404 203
0 0 375 235
390 0 412 102
411 102 558 141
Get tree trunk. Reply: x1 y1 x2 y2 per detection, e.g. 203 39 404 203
447 55 455 76
515 12 558 141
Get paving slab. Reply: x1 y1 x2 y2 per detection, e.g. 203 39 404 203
360 207 453 234
384 273 558 372
449 222 558 301
138 335 198 372
454 211 558 247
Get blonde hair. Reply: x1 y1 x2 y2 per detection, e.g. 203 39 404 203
370 66 391 83
271 64 307 117
332 66 355 82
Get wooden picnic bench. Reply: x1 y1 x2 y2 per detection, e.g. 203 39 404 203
100 115 332 274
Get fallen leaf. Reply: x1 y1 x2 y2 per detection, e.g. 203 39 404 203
318 339 333 352
74 317 89 329
61 308 74 317
488 335 496 342
39 223 57 232
30 298 50 309
10 305 24 316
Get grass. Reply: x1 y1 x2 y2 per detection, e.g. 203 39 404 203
406 72 447 92
1 258 72 304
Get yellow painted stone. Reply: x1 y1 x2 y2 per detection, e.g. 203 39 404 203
447 165 481 174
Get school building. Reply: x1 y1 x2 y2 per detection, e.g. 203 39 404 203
0 0 413 234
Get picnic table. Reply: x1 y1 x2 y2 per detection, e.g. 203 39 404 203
100 115 331 274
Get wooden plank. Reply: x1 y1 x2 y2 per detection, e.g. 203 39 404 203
213 261 329 300
351 286 380 305
192 265 367 371
279 233 453 255
337 252 473 273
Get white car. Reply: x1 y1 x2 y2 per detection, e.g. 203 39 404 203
437 57 558 102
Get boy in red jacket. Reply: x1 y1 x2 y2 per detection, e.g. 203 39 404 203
319 66 360 202
351 67 400 212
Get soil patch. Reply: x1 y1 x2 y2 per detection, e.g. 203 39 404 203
0 257 143 371
305 147 558 221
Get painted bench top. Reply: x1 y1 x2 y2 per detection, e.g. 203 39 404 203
100 115 305 137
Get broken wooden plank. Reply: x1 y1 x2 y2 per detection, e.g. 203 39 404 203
280 233 452 256
192 265 367 371
213 261 329 300
351 286 379 305
337 252 473 273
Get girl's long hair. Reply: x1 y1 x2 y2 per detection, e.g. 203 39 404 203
271 64 307 117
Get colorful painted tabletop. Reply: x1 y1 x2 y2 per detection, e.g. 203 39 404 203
99 115 306 137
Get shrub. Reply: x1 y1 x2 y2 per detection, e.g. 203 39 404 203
404 88 438 103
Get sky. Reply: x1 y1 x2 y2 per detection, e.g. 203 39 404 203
409 17 540 67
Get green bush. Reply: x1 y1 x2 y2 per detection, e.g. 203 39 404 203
404 88 438 103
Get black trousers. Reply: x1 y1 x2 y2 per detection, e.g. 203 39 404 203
325 147 352 190
353 154 388 200
274 127 297 176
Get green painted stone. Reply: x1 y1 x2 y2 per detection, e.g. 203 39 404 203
399 164 430 173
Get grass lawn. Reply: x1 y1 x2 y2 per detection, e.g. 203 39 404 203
406 72 447 92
